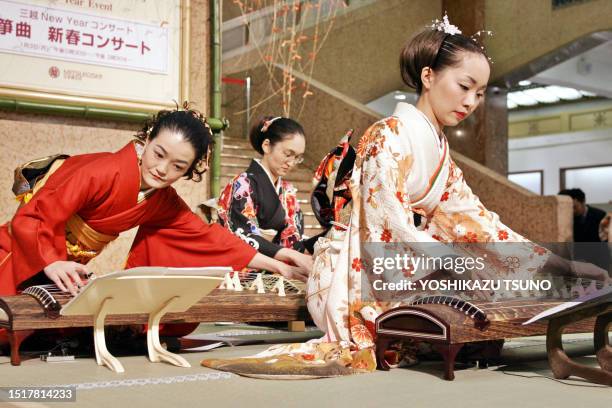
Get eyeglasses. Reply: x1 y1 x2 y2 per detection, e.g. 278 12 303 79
281 150 304 165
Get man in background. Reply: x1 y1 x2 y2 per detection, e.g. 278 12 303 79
559 188 609 272
559 188 607 242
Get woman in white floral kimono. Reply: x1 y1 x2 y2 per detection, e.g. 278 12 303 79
203 17 610 378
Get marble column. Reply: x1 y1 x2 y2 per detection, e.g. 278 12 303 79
442 0 509 175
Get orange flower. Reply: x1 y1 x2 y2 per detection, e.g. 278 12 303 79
302 353 315 361
356 124 385 158
369 144 379 157
356 136 370 158
385 117 399 134
497 230 509 240
463 232 478 243
440 191 450 202
348 315 362 328
352 257 362 272
381 228 392 242
395 191 404 203
241 204 256 219
534 245 547 256
350 324 374 348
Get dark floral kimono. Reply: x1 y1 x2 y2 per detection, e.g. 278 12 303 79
218 159 318 257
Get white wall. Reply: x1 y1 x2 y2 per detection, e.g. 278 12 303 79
508 129 612 208
366 91 418 116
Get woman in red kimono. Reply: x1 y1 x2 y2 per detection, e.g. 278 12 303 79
0 105 308 300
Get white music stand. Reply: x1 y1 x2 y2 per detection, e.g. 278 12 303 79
61 266 227 373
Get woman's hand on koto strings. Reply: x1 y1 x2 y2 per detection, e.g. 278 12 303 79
276 248 313 274
43 260 90 296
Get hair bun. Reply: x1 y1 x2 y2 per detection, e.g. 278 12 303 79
399 24 489 94
248 116 305 155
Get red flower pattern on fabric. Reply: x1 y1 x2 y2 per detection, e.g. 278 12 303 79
534 245 547 256
464 232 478 243
498 230 509 240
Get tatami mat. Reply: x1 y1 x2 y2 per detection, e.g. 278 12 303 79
1 325 610 408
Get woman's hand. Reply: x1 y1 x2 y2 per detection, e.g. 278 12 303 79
277 263 309 283
543 253 611 284
43 261 89 296
276 248 314 273
571 261 612 285
247 252 311 282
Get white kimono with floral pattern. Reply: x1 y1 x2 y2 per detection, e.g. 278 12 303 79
306 102 550 352
202 103 551 376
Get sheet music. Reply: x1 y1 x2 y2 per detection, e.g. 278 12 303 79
523 286 612 325
61 266 229 315
93 266 232 280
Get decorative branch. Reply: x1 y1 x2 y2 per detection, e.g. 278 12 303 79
231 0 345 117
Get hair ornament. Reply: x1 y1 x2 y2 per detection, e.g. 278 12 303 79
141 101 212 140
178 100 212 134
430 13 462 35
261 116 282 133
470 30 494 63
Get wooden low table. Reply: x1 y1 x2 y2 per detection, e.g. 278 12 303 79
374 296 608 383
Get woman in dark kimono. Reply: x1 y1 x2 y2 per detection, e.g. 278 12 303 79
217 117 315 272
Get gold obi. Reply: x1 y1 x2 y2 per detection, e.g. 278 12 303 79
13 154 118 264
64 214 118 263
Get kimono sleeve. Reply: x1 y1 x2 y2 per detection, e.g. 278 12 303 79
428 160 550 276
223 175 284 258
431 160 536 243
358 121 438 245
9 159 105 288
357 120 444 280
279 182 306 252
126 188 257 271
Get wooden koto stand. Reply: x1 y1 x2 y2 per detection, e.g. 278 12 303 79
375 295 611 385
0 269 308 372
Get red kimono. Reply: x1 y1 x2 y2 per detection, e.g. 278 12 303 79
0 142 257 296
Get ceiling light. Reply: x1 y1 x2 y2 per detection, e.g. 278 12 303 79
394 94 407 100
508 91 538 106
523 87 560 103
546 86 582 100
518 80 532 87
